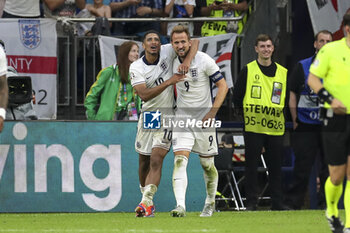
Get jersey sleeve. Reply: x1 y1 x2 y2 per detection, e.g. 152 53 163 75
161 44 176 60
130 61 145 87
0 47 7 77
204 54 224 83
309 45 330 80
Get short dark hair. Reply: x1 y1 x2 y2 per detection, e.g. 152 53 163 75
142 30 161 43
344 12 350 27
255 34 273 46
314 30 333 41
170 25 191 42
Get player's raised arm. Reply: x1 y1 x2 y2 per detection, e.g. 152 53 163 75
133 73 184 102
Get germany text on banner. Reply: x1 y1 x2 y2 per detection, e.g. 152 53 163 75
0 19 57 119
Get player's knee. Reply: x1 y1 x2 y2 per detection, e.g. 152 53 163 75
150 156 164 170
174 155 188 168
199 157 216 171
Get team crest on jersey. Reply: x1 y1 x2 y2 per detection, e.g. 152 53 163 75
130 72 136 80
160 60 168 72
189 68 198 81
19 20 41 49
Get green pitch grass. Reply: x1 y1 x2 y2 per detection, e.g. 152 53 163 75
0 210 341 233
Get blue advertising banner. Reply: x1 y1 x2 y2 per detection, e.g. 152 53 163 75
0 121 206 212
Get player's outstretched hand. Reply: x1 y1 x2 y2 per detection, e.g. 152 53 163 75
177 63 190 75
201 111 216 128
168 73 185 85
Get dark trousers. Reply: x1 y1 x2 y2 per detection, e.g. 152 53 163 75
286 122 328 209
243 131 284 208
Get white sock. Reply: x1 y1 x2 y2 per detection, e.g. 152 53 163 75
172 155 188 210
141 184 157 206
200 157 218 205
140 185 145 194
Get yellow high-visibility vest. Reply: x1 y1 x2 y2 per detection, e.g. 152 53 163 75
201 0 249 36
243 60 287 135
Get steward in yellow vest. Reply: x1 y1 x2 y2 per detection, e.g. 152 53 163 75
233 34 289 211
199 0 249 37
243 60 287 135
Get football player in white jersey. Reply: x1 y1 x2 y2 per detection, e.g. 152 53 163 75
130 30 199 217
169 25 228 217
0 45 8 132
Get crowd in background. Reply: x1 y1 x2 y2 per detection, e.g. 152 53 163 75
0 0 249 37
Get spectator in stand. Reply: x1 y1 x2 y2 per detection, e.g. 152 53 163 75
2 0 41 18
197 0 248 37
42 0 86 34
43 0 86 18
76 0 112 36
109 0 163 36
164 0 195 36
86 0 111 17
84 41 141 120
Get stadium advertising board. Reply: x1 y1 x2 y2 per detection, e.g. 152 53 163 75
0 121 205 212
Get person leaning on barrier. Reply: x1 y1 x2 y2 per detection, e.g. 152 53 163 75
43 0 86 17
84 41 141 120
307 12 350 233
43 0 86 35
233 34 289 211
197 0 248 37
0 44 8 132
109 0 163 36
164 0 196 36
284 30 332 210
85 0 112 17
1 0 40 18
76 0 112 36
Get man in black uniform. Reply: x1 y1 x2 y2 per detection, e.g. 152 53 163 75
285 30 332 210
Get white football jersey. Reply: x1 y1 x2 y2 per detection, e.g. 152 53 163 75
130 44 176 113
0 47 7 77
173 51 223 112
